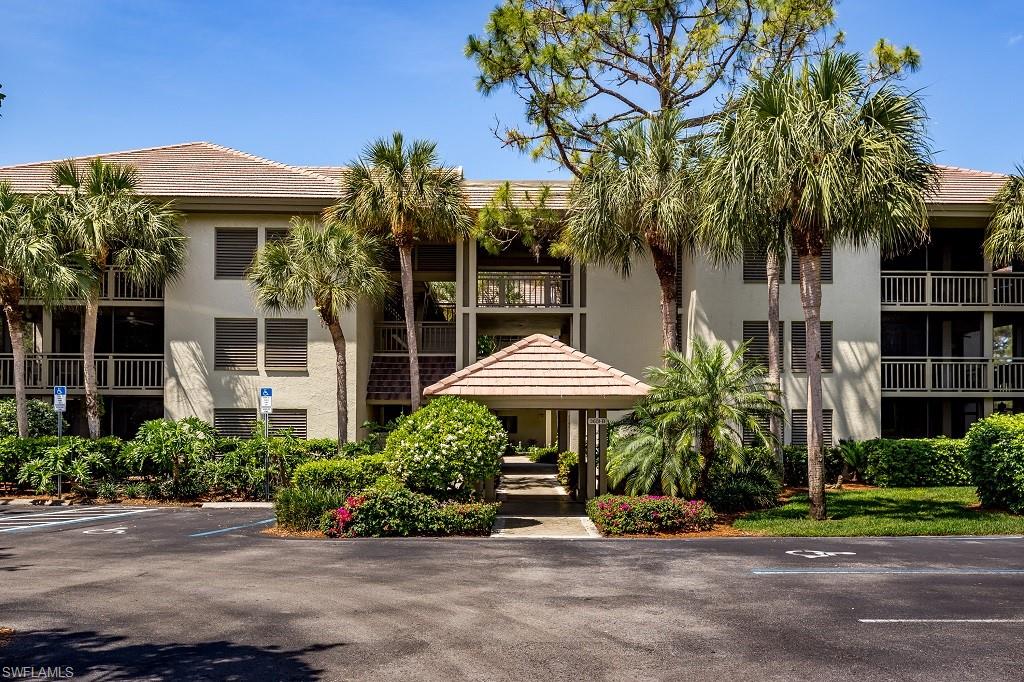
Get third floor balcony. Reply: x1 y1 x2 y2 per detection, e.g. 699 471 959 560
476 271 571 308
881 271 1024 308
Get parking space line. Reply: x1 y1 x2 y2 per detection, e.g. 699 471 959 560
189 518 275 537
859 619 1024 623
753 568 1024 575
0 508 156 533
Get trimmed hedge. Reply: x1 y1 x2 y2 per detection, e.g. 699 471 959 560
862 438 971 487
965 414 1024 513
291 454 389 491
275 486 349 532
586 495 716 536
707 448 783 512
780 446 845 487
557 450 578 496
0 399 65 437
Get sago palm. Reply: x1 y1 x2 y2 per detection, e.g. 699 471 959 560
699 51 934 519
326 133 471 409
50 158 187 437
983 167 1024 266
248 218 392 444
0 183 91 436
562 110 700 351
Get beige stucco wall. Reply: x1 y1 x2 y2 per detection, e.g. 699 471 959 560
584 263 665 381
163 213 363 440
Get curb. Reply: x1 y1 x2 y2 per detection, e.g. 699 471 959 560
200 502 274 509
0 499 72 506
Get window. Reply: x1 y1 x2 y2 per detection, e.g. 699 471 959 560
497 415 518 434
742 321 784 369
215 228 258 278
791 321 833 373
742 245 768 283
791 245 833 283
265 319 307 369
790 409 834 447
214 318 257 370
214 408 258 438
269 409 308 439
265 228 290 244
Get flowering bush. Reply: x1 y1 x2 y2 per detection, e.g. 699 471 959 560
383 397 506 497
585 495 716 536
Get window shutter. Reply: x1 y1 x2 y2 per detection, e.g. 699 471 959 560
265 228 290 244
742 321 783 368
214 408 258 438
791 409 833 446
215 318 257 370
791 321 832 373
791 245 833 283
269 409 307 439
265 319 307 369
215 228 258 278
743 246 768 283
415 245 456 271
742 415 770 447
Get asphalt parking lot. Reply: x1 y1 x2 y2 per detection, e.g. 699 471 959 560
2 504 1023 681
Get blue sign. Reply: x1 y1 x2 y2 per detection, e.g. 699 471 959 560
53 386 67 413
259 387 273 414
260 388 272 397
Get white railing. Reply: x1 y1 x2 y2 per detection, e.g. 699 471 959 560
882 357 1024 393
477 271 571 307
93 268 163 301
0 353 163 391
881 271 1024 306
374 322 455 355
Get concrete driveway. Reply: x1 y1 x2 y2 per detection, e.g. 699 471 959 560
1 505 1023 680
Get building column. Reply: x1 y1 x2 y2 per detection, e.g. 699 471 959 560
984 309 995 417
597 409 608 495
585 410 597 500
574 409 586 499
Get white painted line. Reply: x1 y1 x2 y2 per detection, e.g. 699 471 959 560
753 568 1024 575
0 508 156 533
189 518 275 537
786 550 857 559
859 619 1024 624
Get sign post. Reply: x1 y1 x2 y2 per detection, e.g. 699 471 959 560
53 386 67 500
259 388 273 501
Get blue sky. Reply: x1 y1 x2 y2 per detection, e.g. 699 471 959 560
0 1 1021 178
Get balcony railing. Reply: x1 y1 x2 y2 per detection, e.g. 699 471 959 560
0 353 164 391
476 271 571 307
374 322 455 355
881 271 1024 306
882 356 1024 393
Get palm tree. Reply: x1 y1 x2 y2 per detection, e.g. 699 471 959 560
562 111 700 351
248 218 392 445
0 184 91 436
327 133 471 409
610 338 782 499
699 52 934 519
50 158 186 438
983 167 1024 265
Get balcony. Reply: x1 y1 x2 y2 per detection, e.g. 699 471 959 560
882 357 1024 393
0 353 164 392
100 269 163 301
476 271 571 308
881 271 1024 307
374 322 455 355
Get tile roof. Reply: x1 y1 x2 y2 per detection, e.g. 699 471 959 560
0 142 340 200
462 180 571 210
424 334 650 402
930 165 1008 205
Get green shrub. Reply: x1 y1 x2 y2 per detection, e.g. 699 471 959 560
965 414 1024 513
586 495 716 536
557 450 578 495
126 418 218 498
16 436 125 496
526 446 559 464
706 448 782 512
383 396 506 496
274 486 348 531
863 438 971 487
431 501 500 535
291 453 388 491
213 432 321 498
0 436 56 486
781 446 844 487
0 399 66 437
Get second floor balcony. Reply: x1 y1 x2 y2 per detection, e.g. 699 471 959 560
374 322 456 355
0 353 164 392
881 271 1024 307
882 356 1024 393
476 271 571 308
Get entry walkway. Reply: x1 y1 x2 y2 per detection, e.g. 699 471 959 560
492 455 599 538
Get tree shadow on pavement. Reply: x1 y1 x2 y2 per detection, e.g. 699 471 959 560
1 628 341 680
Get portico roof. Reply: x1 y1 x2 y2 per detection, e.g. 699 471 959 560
423 334 649 410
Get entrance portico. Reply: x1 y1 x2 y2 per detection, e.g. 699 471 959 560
423 334 650 500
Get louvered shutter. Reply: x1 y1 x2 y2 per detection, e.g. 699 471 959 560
743 321 783 368
791 321 833 373
266 228 290 244
215 228 258 278
265 319 307 369
269 409 308 439
415 245 456 271
214 408 258 438
743 246 768 282
215 318 257 370
791 245 833 283
791 409 833 446
742 415 771 447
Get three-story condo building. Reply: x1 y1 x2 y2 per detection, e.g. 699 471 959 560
0 143 1011 445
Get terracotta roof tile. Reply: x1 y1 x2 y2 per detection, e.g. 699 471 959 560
929 165 1008 205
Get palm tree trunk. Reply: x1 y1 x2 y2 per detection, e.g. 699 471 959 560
766 249 783 463
798 252 826 521
397 244 421 410
697 430 715 499
327 318 349 446
649 242 678 351
3 302 30 437
83 288 102 438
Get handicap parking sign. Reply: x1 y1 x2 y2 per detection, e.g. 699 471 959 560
53 386 67 413
259 387 273 414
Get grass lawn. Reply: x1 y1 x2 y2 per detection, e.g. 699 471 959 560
733 486 1024 537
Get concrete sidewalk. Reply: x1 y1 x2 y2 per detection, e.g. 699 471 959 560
493 455 599 538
